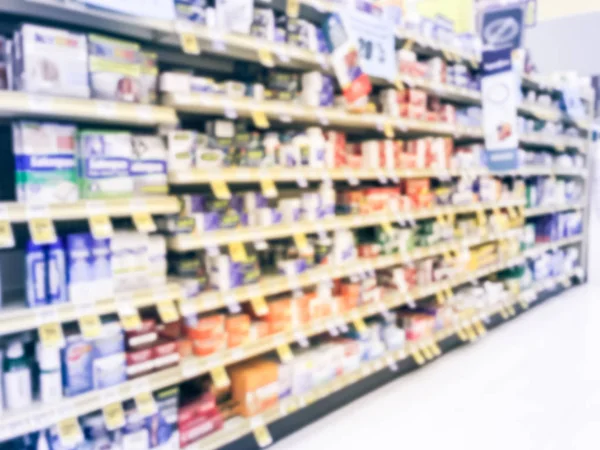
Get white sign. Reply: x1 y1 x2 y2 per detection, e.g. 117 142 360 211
74 0 176 20
345 10 395 81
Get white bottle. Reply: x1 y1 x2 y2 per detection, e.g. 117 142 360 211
4 341 33 410
36 342 62 404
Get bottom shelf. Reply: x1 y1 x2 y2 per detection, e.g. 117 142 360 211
206 273 582 450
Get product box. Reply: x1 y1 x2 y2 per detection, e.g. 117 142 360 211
13 121 79 204
228 360 280 417
0 36 12 90
251 8 276 41
61 333 94 397
87 34 142 102
131 135 168 195
139 51 158 104
175 0 209 24
215 0 253 34
78 130 134 198
13 24 90 98
168 130 196 171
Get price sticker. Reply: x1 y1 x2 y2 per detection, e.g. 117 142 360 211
499 307 509 319
210 180 232 199
383 121 395 138
293 232 309 251
444 287 453 301
507 304 516 316
57 417 84 447
29 217 57 245
473 320 486 336
421 346 433 360
0 221 15 248
386 355 398 371
228 242 248 262
353 317 367 335
251 296 268 316
135 392 158 417
295 330 310 348
475 208 487 226
39 322 65 348
157 300 180 323
179 31 200 55
119 309 142 331
253 425 273 448
257 48 275 68
519 299 530 309
132 212 156 233
286 0 300 17
431 343 442 356
276 343 294 363
457 328 468 341
210 366 230 389
380 220 395 236
89 214 113 239
78 315 103 340
103 402 126 431
402 39 414 51
252 109 270 129
260 178 278 198
465 325 477 341
412 349 425 365
435 290 446 305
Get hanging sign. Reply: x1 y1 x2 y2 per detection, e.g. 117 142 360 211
481 47 519 171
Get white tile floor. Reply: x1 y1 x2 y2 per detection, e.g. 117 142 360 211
271 283 600 450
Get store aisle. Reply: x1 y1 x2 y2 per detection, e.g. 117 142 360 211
271 285 600 450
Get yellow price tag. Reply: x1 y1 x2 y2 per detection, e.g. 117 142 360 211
257 48 275 68
157 300 180 323
517 206 525 217
252 109 270 129
457 328 468 341
293 232 309 251
29 217 57 245
103 402 126 431
89 214 113 239
446 212 455 226
444 287 453 300
179 32 200 55
381 221 394 235
436 214 447 227
132 212 156 233
251 296 268 316
210 366 230 389
38 322 65 348
135 392 158 417
519 299 529 309
443 250 453 264
260 178 278 198
412 349 425 365
210 180 231 200
276 343 294 363
475 209 487 226
465 325 477 341
383 121 394 139
119 310 142 331
56 417 84 447
78 315 103 340
394 76 405 91
431 343 442 356
499 307 509 319
436 290 446 305
473 320 486 336
254 425 273 448
228 241 248 262
507 304 516 316
421 346 433 360
507 207 518 220
286 0 300 17
402 39 414 51
0 221 15 248
353 317 368 335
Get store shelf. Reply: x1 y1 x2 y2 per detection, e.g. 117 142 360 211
525 203 585 218
522 235 583 260
395 28 480 67
169 165 585 185
518 103 562 122
0 238 524 441
520 133 587 152
0 197 180 223
0 283 182 337
169 199 524 252
0 91 177 126
179 227 524 317
162 93 482 137
396 75 481 105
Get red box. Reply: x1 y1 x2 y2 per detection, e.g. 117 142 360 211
152 340 180 370
126 346 154 378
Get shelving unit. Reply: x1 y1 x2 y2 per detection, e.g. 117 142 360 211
0 1 592 449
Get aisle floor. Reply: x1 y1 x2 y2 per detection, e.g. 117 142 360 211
272 284 600 450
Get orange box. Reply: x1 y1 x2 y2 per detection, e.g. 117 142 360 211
403 178 432 209
291 295 311 326
186 314 225 341
192 332 227 356
226 315 250 348
228 360 280 417
266 298 292 322
178 338 193 359
249 321 269 340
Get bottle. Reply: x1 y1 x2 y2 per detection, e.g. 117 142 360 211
26 240 47 307
47 239 67 305
36 342 62 404
3 340 32 410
